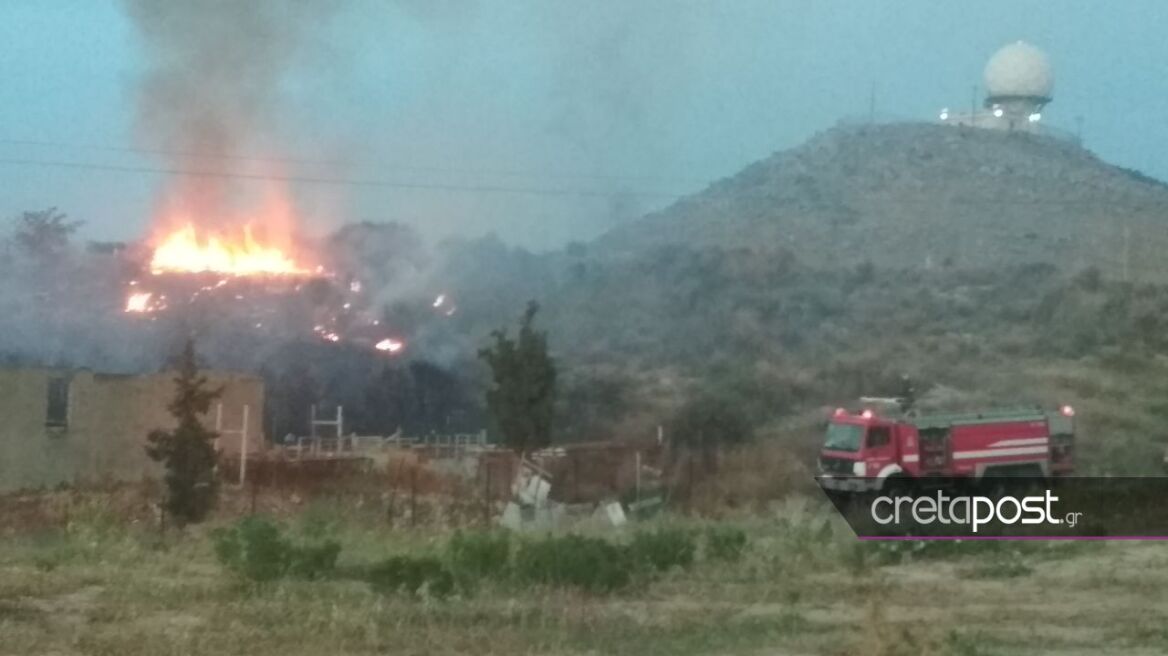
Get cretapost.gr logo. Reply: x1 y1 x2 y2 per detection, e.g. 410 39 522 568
870 489 1083 533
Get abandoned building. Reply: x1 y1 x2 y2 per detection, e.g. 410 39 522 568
0 367 264 492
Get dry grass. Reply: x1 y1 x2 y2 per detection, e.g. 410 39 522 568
2 492 1167 656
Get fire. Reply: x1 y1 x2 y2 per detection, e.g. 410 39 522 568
149 224 310 276
125 291 154 313
375 337 405 353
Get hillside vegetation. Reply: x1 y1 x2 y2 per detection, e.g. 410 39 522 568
438 125 1168 473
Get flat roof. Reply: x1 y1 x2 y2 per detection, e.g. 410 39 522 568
911 407 1048 430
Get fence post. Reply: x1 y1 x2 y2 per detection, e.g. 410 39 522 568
410 465 418 528
483 460 492 526
572 454 580 504
687 454 695 516
611 449 619 497
635 451 642 505
239 405 250 486
386 459 399 525
249 473 258 515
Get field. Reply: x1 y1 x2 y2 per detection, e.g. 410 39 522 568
2 491 1167 656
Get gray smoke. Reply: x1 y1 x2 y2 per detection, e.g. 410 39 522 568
123 0 341 226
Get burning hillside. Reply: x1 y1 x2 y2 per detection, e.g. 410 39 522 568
111 2 298 278
110 1 411 355
149 224 311 277
0 3 480 437
0 203 483 441
142 181 314 278
119 243 417 360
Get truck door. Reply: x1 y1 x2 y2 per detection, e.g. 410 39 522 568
918 427 951 475
864 425 896 475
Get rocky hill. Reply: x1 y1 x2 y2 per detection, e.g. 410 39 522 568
597 123 1168 281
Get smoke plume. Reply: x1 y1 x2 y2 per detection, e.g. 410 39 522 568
123 0 340 231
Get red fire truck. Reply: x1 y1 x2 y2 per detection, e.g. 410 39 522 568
818 401 1075 493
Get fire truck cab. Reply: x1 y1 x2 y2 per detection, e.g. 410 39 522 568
818 403 1075 493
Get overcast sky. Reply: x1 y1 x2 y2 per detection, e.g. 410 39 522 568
1 1 1164 250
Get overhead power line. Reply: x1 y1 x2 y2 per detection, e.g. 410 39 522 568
7 152 1168 210
0 137 708 186
0 157 689 200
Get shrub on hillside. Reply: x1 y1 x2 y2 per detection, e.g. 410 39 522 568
287 540 343 580
212 516 340 583
448 530 512 582
366 555 455 598
628 527 695 572
705 526 748 563
213 516 289 582
514 534 634 592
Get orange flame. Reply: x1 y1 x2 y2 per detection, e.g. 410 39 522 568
375 337 405 353
149 223 310 276
125 291 154 313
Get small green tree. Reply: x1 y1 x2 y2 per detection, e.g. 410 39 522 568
12 207 82 260
478 301 557 456
146 339 222 525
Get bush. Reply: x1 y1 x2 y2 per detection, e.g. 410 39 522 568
629 527 696 572
448 530 512 581
705 526 748 562
213 516 291 583
366 555 455 598
514 534 634 593
287 540 342 580
212 516 340 583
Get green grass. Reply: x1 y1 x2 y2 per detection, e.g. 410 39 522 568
958 558 1034 580
0 496 1163 655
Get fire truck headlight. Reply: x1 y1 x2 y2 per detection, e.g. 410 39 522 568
852 461 867 477
1060 404 1075 417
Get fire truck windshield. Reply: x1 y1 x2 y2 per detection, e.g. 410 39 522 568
824 422 863 452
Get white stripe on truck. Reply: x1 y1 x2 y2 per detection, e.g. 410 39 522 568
988 438 1049 448
952 446 1049 460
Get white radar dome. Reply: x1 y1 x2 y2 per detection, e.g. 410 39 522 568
983 41 1053 101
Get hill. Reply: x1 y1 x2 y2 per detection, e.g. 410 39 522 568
376 124 1168 473
597 123 1168 281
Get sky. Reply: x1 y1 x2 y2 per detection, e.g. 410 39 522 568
0 0 1165 251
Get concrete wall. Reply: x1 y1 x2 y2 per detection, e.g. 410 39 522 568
0 368 264 492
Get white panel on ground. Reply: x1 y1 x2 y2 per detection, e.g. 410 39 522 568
499 502 523 530
603 502 627 527
519 475 551 507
